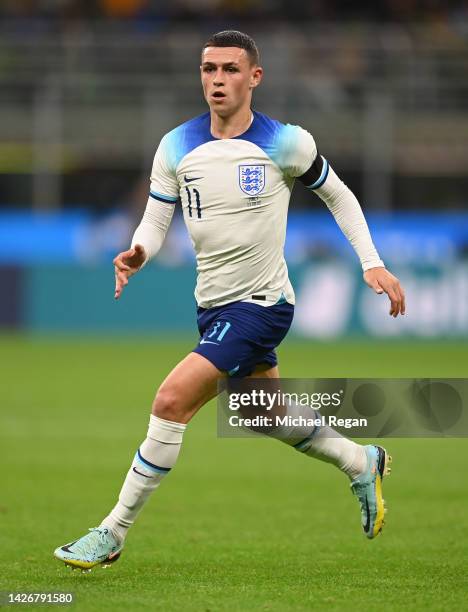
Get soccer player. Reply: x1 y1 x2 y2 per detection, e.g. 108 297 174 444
54 30 405 570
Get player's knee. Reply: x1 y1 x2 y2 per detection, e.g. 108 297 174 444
152 387 184 422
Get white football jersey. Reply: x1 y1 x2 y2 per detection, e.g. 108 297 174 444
149 110 317 308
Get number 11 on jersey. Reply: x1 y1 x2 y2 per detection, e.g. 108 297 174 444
185 186 202 218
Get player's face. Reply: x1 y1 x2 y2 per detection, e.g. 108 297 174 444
200 47 263 117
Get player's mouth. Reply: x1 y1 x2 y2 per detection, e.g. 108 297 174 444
211 91 226 101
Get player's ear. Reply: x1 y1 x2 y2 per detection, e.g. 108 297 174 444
250 66 263 89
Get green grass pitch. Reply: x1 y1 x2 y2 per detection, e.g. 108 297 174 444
1 335 467 611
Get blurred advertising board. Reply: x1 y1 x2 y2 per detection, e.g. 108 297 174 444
0 261 464 338
0 210 467 337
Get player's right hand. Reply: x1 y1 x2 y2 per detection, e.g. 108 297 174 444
113 244 147 300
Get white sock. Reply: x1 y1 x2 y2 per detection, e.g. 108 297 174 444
266 403 367 481
299 424 367 480
100 415 186 543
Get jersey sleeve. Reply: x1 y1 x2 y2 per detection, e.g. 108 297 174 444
276 124 318 178
149 134 180 204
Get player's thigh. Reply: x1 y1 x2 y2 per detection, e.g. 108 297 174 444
152 351 225 423
249 364 280 379
245 364 285 419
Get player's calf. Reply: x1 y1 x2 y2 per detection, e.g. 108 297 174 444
99 414 186 543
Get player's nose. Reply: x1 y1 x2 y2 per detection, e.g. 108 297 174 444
213 70 224 85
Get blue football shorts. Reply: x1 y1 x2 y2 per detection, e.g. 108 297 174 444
193 300 294 378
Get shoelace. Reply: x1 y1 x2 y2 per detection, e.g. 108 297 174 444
74 528 113 558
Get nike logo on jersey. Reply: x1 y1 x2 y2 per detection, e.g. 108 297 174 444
132 467 152 479
200 339 219 345
184 175 203 183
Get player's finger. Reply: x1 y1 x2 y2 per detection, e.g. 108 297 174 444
114 272 128 299
114 276 122 299
372 282 384 294
385 286 399 316
397 283 406 315
113 249 134 266
116 270 128 286
114 270 128 288
114 260 131 272
389 278 406 316
114 264 129 279
113 255 131 271
391 294 401 317
392 296 402 317
393 283 405 317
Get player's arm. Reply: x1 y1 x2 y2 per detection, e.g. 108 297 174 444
113 196 176 299
114 135 179 299
297 152 405 317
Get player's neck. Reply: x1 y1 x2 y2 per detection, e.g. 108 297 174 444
210 108 253 139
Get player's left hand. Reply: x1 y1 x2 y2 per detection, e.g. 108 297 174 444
363 267 406 317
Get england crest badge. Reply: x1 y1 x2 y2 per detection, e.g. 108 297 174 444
238 164 265 196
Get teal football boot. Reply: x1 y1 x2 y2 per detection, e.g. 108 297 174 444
350 445 392 539
54 527 123 570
